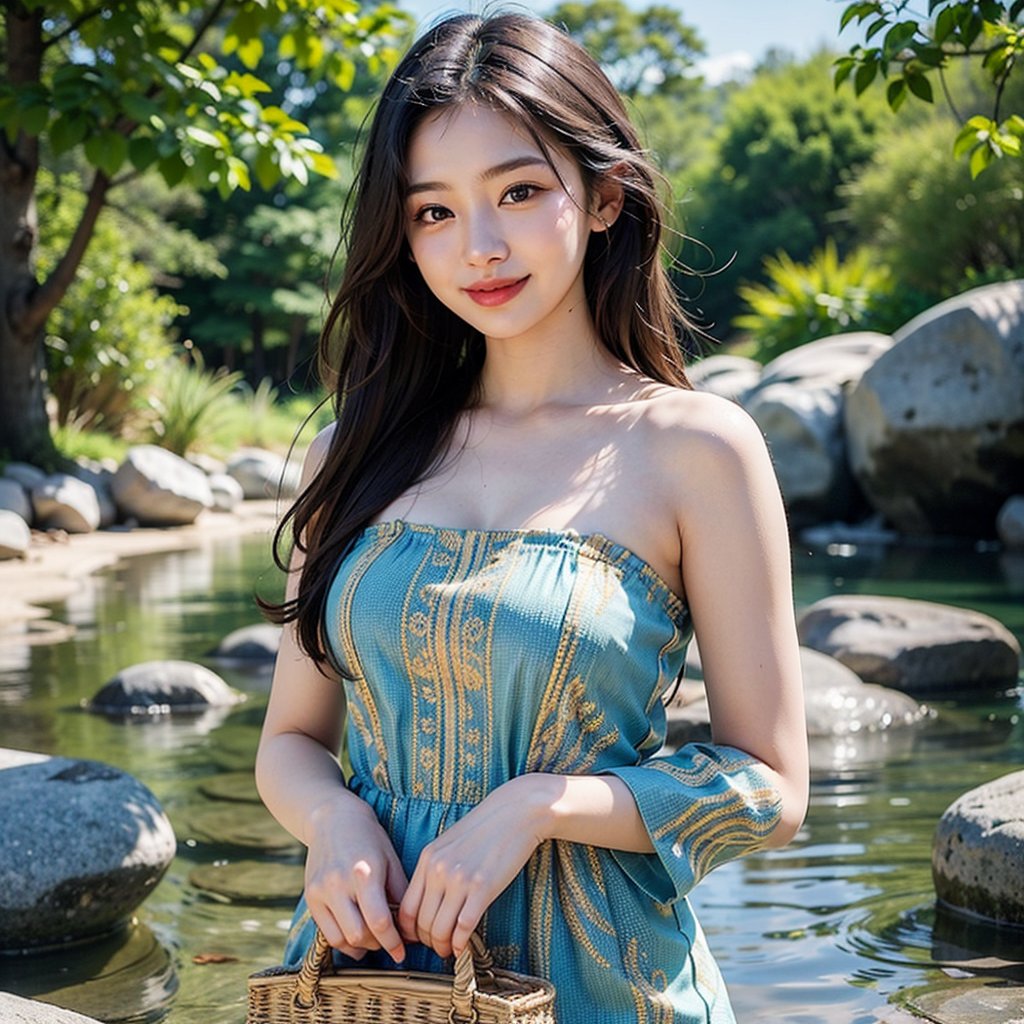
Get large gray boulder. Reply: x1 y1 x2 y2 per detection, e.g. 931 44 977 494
227 447 301 499
0 510 31 560
0 751 176 949
798 594 1021 695
845 280 1024 536
207 471 244 512
0 993 104 1024
933 770 1024 927
0 478 32 524
86 660 244 715
687 354 762 403
742 332 894 527
111 445 214 526
31 474 101 534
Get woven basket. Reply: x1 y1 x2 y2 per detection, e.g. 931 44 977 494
247 927 556 1024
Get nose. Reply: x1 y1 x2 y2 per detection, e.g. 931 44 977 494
463 207 508 267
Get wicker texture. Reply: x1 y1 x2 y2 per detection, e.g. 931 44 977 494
247 927 556 1024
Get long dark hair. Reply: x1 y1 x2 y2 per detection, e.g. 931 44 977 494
264 12 694 668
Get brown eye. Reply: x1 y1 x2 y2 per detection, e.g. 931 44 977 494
503 183 538 204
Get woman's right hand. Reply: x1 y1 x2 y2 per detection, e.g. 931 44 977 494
303 794 409 963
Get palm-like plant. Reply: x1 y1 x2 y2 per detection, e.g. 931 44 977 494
734 239 894 362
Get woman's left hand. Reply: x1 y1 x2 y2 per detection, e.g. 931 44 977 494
397 774 553 958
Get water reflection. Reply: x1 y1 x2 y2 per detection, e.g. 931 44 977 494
0 922 178 1024
0 536 1020 1024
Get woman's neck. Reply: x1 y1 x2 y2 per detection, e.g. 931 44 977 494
478 323 626 416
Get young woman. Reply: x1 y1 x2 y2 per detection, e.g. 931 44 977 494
256 12 808 1022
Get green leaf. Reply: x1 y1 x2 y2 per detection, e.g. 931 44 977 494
854 59 878 95
50 113 89 154
934 6 958 44
866 16 889 41
254 148 279 191
833 56 857 88
953 120 984 158
121 93 159 124
307 151 339 180
883 20 919 55
128 136 159 171
886 78 908 111
159 152 188 188
906 73 934 102
86 130 129 177
20 105 49 136
969 142 992 178
236 35 265 71
185 125 224 149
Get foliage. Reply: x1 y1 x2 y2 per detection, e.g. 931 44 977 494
0 0 408 464
547 0 704 99
841 115 1024 293
147 349 244 456
835 1 1024 176
0 0 408 196
35 169 182 433
52 422 129 465
678 52 894 335
733 239 904 361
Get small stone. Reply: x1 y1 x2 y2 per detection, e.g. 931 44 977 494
227 447 301 500
996 496 1024 550
2 463 47 491
0 478 32 525
31 474 101 534
0 509 31 559
86 660 243 715
207 472 244 512
933 769 1024 928
185 804 299 852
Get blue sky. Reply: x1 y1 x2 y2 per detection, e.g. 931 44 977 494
399 0 858 82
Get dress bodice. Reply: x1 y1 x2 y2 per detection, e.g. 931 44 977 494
324 519 692 803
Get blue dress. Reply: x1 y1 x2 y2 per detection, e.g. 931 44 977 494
283 520 781 1023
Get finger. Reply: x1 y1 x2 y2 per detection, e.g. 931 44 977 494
333 895 383 951
309 901 346 950
451 897 486 958
397 873 423 943
427 890 466 959
385 851 410 906
413 871 445 952
357 884 406 963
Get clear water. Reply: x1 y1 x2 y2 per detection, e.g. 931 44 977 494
0 533 1021 1023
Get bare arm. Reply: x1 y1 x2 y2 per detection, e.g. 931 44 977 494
255 424 409 962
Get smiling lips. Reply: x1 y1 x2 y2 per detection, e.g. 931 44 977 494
463 275 530 307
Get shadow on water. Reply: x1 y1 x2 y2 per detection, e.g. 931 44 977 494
0 534 1021 1022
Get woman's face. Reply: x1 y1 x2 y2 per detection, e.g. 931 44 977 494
404 102 605 345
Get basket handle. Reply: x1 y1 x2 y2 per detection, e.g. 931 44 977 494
294 924 496 1023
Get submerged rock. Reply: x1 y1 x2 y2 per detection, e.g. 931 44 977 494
86 660 243 715
208 623 281 663
111 445 214 526
0 993 104 1023
0 478 32 525
845 280 1024 536
996 495 1024 550
932 770 1024 928
797 594 1020 695
0 750 176 950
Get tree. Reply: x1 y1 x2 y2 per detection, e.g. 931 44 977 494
835 1 1024 176
677 53 893 336
547 0 704 100
0 0 406 464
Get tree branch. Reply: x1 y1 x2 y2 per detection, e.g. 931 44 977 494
41 5 107 51
20 170 110 337
178 0 232 65
937 66 963 121
992 54 1015 122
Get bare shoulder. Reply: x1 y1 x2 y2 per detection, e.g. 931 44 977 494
635 385 771 476
300 421 338 485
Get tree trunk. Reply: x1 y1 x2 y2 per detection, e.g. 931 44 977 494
251 309 266 383
0 3 54 465
1 5 111 465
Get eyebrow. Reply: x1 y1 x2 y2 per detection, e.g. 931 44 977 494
406 155 551 197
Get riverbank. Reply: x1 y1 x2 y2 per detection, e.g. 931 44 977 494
0 500 282 641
